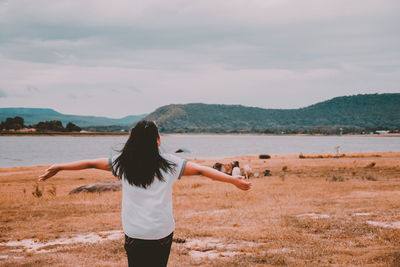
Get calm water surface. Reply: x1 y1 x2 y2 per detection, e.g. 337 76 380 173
0 135 399 167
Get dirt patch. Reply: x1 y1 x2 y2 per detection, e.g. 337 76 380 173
353 212 373 216
267 248 295 254
366 221 400 229
296 213 330 219
0 230 123 254
188 250 243 260
184 237 274 261
190 209 230 216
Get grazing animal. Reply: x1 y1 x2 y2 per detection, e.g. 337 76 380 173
240 165 253 179
213 161 240 175
232 167 241 176
220 164 253 179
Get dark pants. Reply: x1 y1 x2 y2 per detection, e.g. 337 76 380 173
124 232 173 267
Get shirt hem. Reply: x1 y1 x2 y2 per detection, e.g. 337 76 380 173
124 226 175 240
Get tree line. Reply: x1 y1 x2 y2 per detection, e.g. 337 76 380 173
0 116 81 132
1 116 398 135
157 125 399 135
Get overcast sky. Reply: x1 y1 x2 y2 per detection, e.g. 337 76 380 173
0 0 399 118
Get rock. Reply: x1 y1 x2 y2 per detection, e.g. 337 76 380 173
259 154 271 159
69 182 121 195
365 162 376 168
175 148 190 153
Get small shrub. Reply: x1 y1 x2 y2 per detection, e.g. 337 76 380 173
173 237 186 243
48 185 57 196
364 175 377 181
32 184 43 198
328 175 344 182
365 162 376 168
393 252 400 266
282 166 288 171
259 154 271 159
191 183 202 189
299 153 305 159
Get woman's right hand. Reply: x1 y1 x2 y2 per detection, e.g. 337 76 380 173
232 176 252 191
38 165 61 182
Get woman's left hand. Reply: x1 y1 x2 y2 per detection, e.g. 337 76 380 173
38 165 61 181
232 176 252 191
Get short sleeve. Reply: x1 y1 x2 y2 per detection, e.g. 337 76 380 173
108 156 118 177
177 158 187 180
163 154 186 181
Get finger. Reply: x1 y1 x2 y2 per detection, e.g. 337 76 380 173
38 173 49 181
38 174 47 180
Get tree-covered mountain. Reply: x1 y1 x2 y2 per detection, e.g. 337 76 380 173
144 93 400 133
0 108 147 127
2 93 398 133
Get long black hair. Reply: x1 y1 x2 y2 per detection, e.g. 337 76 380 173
112 120 176 188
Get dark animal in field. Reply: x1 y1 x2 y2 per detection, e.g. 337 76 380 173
69 182 121 195
263 169 272 176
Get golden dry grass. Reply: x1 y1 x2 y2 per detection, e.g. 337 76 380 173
1 152 400 266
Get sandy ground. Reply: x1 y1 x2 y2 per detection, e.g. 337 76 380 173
0 152 399 266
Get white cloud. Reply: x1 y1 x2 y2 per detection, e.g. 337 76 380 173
0 0 399 116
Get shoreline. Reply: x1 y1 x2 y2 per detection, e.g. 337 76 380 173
1 132 399 137
1 151 398 171
0 132 129 136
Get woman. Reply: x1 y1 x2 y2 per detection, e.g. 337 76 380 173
39 120 252 267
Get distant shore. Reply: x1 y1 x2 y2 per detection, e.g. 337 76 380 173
1 132 400 137
0 132 129 136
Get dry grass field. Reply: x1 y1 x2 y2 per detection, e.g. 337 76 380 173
0 152 399 266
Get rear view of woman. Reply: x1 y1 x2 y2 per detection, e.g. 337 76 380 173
39 120 252 267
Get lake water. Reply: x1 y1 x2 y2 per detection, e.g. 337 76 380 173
0 135 399 167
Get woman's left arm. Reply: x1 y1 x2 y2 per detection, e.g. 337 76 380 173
38 158 111 182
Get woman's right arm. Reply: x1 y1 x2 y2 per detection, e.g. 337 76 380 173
182 161 252 191
38 158 111 181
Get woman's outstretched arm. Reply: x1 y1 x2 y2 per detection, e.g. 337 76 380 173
38 158 111 181
182 161 252 191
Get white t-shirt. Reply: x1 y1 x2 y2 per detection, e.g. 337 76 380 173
109 153 186 240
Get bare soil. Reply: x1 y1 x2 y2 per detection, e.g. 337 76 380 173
0 152 399 266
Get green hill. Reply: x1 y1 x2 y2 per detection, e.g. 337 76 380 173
144 93 400 133
0 108 147 127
